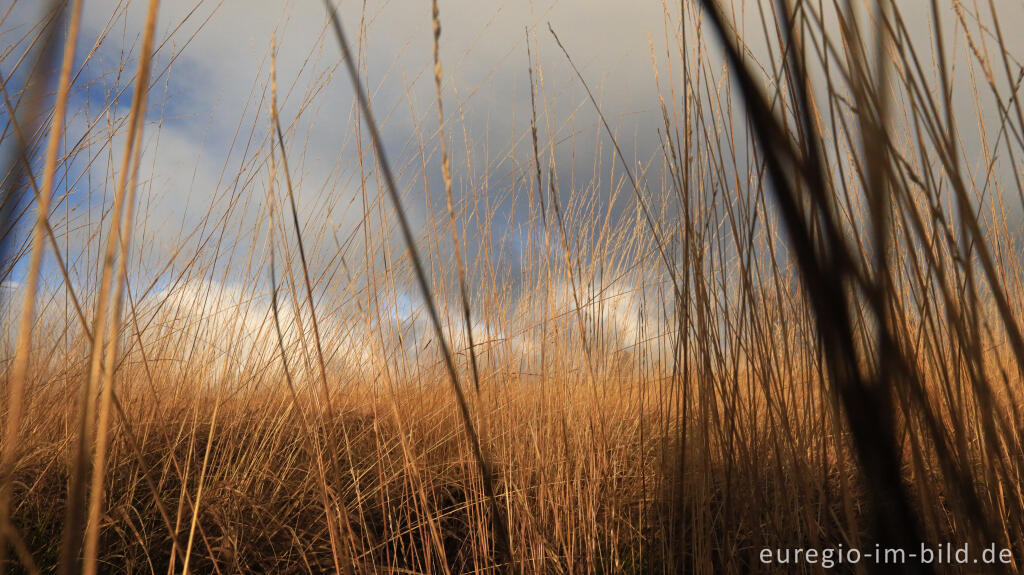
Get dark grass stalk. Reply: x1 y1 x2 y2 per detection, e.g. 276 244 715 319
0 0 80 569
696 1 934 570
524 27 553 395
320 0 512 566
271 68 337 422
267 124 351 575
268 42 356 575
0 75 91 342
0 0 63 285
268 53 372 560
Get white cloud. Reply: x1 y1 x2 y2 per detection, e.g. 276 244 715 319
4 0 1024 384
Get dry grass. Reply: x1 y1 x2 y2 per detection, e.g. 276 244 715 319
3 0 1024 573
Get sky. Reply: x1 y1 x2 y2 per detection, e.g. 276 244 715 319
2 0 689 284
3 1 1022 269
3 0 1024 369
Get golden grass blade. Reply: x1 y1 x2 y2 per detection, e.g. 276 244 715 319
64 1 161 573
431 0 482 394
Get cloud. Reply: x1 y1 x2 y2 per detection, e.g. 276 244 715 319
4 0 1024 379
45 0 685 272
135 276 374 386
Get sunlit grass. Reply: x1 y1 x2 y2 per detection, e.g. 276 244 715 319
3 0 1024 573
